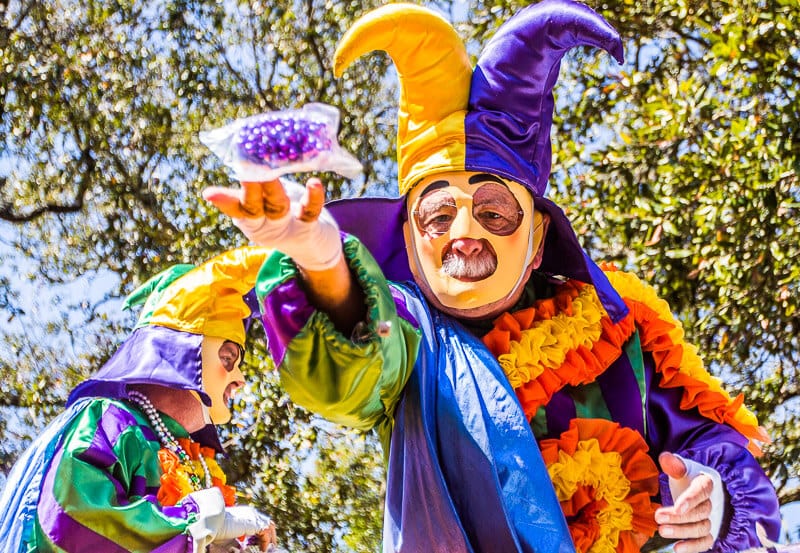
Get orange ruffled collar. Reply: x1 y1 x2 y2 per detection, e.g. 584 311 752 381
602 268 768 456
483 269 768 455
483 279 636 420
158 437 237 507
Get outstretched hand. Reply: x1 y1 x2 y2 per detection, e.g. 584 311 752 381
655 452 715 553
202 178 342 272
202 178 326 223
203 176 362 332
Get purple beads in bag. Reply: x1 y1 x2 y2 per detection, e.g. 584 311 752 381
237 116 333 165
200 102 362 181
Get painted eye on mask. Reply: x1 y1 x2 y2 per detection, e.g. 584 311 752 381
218 341 243 372
413 184 524 237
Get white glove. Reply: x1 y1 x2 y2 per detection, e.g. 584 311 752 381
214 505 273 542
184 488 226 553
183 488 272 553
668 454 726 542
233 179 342 271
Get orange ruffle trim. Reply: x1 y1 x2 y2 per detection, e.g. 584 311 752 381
540 418 660 553
158 437 237 507
483 269 768 455
603 268 769 456
483 280 636 420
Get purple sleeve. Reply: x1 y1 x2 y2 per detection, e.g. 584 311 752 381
645 358 782 551
258 234 419 367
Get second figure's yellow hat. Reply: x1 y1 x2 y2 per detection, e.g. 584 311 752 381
124 246 271 346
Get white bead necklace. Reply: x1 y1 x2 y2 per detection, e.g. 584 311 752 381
127 389 212 490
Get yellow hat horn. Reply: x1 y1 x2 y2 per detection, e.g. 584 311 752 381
334 3 472 195
133 247 271 346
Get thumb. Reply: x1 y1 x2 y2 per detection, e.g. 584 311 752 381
659 451 687 480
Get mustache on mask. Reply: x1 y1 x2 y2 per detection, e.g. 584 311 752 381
440 240 498 281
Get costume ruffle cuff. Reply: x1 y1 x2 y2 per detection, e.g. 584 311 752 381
256 233 420 431
658 443 782 552
256 233 416 361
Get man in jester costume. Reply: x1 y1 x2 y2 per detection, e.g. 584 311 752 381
203 1 782 552
0 247 278 552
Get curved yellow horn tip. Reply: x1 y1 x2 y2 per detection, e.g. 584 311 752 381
333 3 460 78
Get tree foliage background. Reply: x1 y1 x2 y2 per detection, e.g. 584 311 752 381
1 0 797 549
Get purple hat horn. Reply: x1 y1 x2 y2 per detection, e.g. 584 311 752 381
464 0 624 196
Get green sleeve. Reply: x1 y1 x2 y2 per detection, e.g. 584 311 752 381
34 399 193 552
260 235 421 439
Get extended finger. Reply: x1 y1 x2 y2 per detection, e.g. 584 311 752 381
659 517 712 540
673 534 715 553
258 522 277 552
659 451 688 480
258 180 291 219
297 178 325 222
673 473 713 514
655 498 712 525
202 186 251 218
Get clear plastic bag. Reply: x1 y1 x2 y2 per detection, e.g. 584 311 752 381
200 103 363 181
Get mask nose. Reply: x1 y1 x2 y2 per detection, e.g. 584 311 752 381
450 237 483 257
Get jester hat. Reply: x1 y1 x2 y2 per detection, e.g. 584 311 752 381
327 0 629 319
68 247 270 408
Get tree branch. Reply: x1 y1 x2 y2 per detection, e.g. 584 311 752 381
304 0 327 94
0 180 89 222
